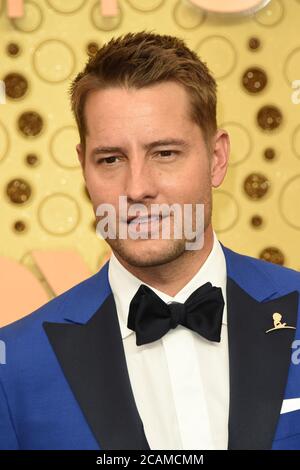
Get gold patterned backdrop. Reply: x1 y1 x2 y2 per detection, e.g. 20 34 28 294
1 0 300 323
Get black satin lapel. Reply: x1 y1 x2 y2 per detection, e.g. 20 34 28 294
43 294 150 450
227 277 299 450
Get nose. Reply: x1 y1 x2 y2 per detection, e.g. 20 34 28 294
125 159 158 203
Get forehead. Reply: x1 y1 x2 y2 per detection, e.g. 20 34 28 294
84 81 193 134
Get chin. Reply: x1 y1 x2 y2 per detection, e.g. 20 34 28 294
108 238 187 268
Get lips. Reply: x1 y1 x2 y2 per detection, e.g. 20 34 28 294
127 214 162 225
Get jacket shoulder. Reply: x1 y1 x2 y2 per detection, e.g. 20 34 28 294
222 244 300 292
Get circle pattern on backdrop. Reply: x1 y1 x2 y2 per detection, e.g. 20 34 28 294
4 73 28 99
11 1 43 33
46 0 86 14
257 105 283 131
279 176 300 229
50 126 80 169
0 121 9 163
259 247 285 265
18 111 44 137
283 48 300 86
173 0 206 29
254 0 284 27
242 67 267 94
125 0 164 12
91 0 122 31
196 36 237 79
38 193 80 235
244 173 270 199
212 191 239 232
6 178 32 204
221 122 252 166
33 39 75 83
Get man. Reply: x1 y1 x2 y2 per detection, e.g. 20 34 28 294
1 31 300 450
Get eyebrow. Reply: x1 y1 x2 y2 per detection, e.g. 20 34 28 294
90 139 189 156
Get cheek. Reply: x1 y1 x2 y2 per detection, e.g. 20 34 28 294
85 178 109 210
170 161 210 199
86 178 122 215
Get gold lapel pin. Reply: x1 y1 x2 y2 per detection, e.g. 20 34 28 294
265 312 296 334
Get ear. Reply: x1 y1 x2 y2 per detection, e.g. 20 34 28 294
210 129 230 188
76 143 85 170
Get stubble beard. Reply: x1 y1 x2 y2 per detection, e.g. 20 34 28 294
104 196 212 269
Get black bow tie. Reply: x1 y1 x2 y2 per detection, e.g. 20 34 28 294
127 282 225 346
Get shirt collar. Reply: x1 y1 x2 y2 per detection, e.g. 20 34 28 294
108 230 227 339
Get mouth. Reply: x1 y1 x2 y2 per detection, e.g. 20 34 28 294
127 214 163 225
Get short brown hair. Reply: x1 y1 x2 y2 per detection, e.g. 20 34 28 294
70 31 217 154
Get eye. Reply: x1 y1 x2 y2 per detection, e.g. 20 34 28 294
157 150 178 158
96 156 121 165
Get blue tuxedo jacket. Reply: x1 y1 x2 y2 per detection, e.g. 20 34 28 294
1 243 300 450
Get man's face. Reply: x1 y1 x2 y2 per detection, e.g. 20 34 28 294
77 81 229 267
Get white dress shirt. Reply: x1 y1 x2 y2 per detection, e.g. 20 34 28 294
108 230 229 450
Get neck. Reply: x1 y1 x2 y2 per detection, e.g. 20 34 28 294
113 224 214 297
